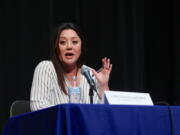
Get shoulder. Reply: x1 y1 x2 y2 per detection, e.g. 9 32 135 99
36 60 53 68
34 60 54 73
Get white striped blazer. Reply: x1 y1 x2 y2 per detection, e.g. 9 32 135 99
30 60 101 111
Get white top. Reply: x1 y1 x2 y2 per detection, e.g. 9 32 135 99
30 60 101 111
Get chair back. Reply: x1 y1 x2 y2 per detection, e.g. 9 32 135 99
10 100 31 117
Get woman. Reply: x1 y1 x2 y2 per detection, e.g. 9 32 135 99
30 23 112 111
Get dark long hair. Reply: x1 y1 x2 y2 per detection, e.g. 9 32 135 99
51 22 85 94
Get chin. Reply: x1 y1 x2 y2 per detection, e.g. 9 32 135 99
63 60 77 67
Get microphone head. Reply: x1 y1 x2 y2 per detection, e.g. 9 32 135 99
81 65 90 74
81 65 97 90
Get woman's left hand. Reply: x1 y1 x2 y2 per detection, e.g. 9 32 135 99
91 57 112 93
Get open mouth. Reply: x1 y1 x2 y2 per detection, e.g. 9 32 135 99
65 53 74 56
65 53 74 59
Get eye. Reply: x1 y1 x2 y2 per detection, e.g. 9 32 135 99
59 40 66 45
72 40 78 45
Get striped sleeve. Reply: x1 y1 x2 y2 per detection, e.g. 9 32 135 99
30 61 54 111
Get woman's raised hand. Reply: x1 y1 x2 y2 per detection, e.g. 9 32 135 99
91 57 112 94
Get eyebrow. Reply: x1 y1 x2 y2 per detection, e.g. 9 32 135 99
59 37 80 40
60 36 79 38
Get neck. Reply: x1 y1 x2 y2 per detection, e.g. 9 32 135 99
64 64 78 79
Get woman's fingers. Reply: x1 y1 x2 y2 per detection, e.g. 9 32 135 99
102 57 112 72
102 58 105 68
107 58 110 69
109 64 113 73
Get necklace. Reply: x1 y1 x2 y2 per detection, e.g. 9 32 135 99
65 68 79 87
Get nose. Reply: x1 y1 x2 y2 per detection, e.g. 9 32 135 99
67 41 72 49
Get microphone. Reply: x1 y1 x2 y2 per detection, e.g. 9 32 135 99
81 65 101 102
81 65 96 91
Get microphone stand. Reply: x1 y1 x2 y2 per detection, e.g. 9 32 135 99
89 85 100 104
89 86 94 104
82 69 100 104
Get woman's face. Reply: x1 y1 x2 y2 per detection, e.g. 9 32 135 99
58 29 81 67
